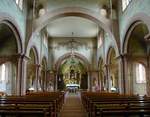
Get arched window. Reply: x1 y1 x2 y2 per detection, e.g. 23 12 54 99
0 64 6 82
0 64 6 92
122 0 132 11
136 63 146 83
1 64 5 81
15 0 23 10
43 33 48 48
97 31 104 48
98 35 102 48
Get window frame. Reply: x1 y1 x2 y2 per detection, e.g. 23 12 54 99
135 63 146 84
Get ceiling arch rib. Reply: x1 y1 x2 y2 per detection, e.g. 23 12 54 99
55 52 90 72
30 7 119 56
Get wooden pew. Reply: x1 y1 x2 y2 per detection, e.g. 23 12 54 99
81 92 150 117
0 109 49 117
0 91 65 117
0 98 52 117
26 91 65 113
94 100 150 117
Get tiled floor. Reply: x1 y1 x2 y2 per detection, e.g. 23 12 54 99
60 92 87 117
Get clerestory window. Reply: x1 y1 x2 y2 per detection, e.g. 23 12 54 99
122 0 132 11
15 0 23 10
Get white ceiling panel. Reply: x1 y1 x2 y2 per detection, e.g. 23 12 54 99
46 16 99 38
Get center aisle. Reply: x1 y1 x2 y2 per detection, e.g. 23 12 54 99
60 92 87 117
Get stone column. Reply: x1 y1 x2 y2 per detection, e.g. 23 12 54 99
144 34 150 96
116 54 126 94
45 70 49 91
99 70 104 91
17 54 29 95
40 69 47 91
104 64 109 92
87 71 91 91
36 64 41 91
147 54 150 96
123 54 131 95
44 69 47 91
54 71 58 91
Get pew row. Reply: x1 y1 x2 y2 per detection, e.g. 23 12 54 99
0 91 65 117
81 92 150 117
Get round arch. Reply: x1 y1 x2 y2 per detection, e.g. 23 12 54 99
122 13 150 54
106 47 117 64
41 56 47 68
56 52 90 90
98 57 104 68
28 46 39 64
0 18 23 95
40 56 47 90
27 7 119 56
55 52 90 72
122 17 149 95
123 21 149 54
106 47 119 92
26 46 39 91
0 20 23 54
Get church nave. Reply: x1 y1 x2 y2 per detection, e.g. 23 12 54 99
60 92 87 117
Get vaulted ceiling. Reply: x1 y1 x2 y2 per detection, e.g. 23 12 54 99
46 16 99 38
38 0 117 38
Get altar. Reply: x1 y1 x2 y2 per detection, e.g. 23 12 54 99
66 84 80 93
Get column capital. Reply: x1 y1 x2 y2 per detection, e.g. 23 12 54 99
115 53 129 59
20 54 30 61
35 64 41 68
0 54 22 64
104 64 109 67
88 70 99 73
47 70 56 74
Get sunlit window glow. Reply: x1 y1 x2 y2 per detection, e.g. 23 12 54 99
98 33 103 48
136 63 146 83
16 0 19 4
43 34 48 48
1 64 5 81
0 64 6 92
15 0 23 10
122 0 132 11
